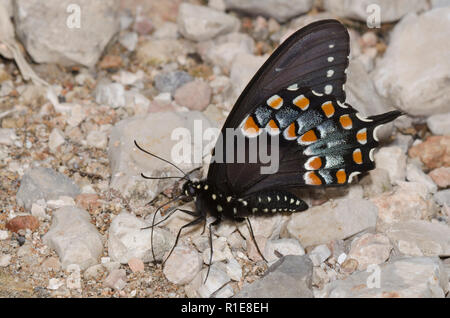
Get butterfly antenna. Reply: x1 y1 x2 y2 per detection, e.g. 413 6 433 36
134 140 189 179
140 173 187 181
204 218 221 284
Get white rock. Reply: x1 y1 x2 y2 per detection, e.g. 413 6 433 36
95 81 126 108
323 0 429 23
373 8 450 116
309 245 331 267
197 264 231 297
348 233 392 270
119 32 138 51
0 230 9 240
47 278 64 290
66 264 82 289
230 53 267 102
67 104 88 127
427 113 450 135
224 0 313 23
264 238 305 264
406 163 437 194
0 253 11 267
153 22 179 39
14 0 120 68
31 203 48 219
46 196 76 209
86 130 108 149
371 182 437 232
177 3 240 42
386 220 450 257
43 206 103 270
48 128 65 152
214 284 234 298
204 34 255 70
104 269 127 291
0 128 17 145
108 212 175 263
317 257 448 298
163 244 203 285
225 258 242 282
202 237 233 265
374 146 406 184
285 198 378 248
108 111 216 205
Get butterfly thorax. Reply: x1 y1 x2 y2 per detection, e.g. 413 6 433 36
182 180 308 220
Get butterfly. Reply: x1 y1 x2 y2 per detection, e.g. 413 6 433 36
135 19 401 275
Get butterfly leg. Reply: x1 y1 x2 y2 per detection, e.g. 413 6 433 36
162 215 204 266
246 217 268 263
204 218 222 283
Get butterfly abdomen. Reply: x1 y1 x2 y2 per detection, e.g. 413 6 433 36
193 181 307 219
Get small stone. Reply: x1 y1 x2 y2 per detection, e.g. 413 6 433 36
43 206 103 270
136 39 183 66
163 245 203 285
66 264 82 289
427 113 450 135
177 3 240 42
224 0 313 23
6 215 39 233
309 245 331 267
434 190 450 207
317 256 448 298
429 167 450 188
372 182 437 232
236 255 314 298
67 104 88 127
340 258 358 274
197 264 231 298
31 203 48 219
46 196 76 209
40 257 61 272
98 55 122 70
0 230 9 240
95 80 126 108
406 163 437 194
374 146 406 184
154 71 193 94
75 194 101 211
153 22 179 40
348 233 392 270
134 16 153 35
360 168 392 198
0 254 11 267
386 220 450 257
264 238 305 264
202 237 233 264
47 278 64 290
48 128 65 152
119 32 138 51
84 264 104 280
104 269 127 291
285 198 378 248
128 257 145 273
409 136 450 170
86 130 108 149
108 212 175 263
0 128 17 145
174 80 212 111
224 257 242 281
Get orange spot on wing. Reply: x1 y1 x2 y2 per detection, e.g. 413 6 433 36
307 157 322 170
284 122 297 139
267 119 279 134
243 116 260 136
336 169 346 184
305 172 322 185
321 102 335 118
356 129 367 144
353 149 363 164
268 95 283 109
293 95 310 110
340 114 353 129
300 130 318 144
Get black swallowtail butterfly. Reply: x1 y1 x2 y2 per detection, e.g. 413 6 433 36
135 19 401 278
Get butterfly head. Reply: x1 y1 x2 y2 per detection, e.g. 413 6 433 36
182 179 201 198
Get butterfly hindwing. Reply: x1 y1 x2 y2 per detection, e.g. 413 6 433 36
235 86 401 195
208 19 351 194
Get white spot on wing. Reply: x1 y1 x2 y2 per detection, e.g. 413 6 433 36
327 70 334 78
356 113 373 122
287 84 299 91
324 85 333 94
329 44 335 48
373 125 384 142
348 171 361 183
328 56 334 62
369 148 375 161
312 90 323 97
